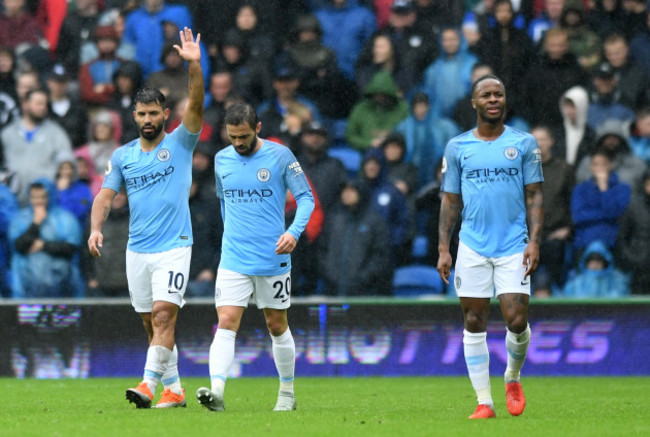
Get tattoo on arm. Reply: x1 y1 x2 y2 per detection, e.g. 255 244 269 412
439 194 460 247
102 206 110 222
525 183 543 244
188 74 194 92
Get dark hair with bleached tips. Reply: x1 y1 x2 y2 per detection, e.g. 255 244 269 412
470 74 504 99
134 87 166 109
224 102 259 129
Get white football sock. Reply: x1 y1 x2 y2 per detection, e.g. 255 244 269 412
143 345 171 395
505 324 531 383
463 330 492 406
209 329 236 397
271 327 295 393
162 344 182 395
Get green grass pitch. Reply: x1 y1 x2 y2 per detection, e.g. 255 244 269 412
2 377 648 436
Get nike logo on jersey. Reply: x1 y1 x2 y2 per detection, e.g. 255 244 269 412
222 173 233 180
520 280 530 286
124 163 134 169
281 298 289 303
167 289 180 294
463 155 474 160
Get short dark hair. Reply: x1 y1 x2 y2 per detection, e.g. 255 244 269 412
471 74 504 98
224 102 259 129
134 87 166 109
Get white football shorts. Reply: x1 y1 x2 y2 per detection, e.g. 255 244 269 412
126 245 192 312
215 268 292 310
453 241 530 298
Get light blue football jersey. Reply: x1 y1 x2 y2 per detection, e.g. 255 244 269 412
215 139 313 276
441 126 543 257
102 124 199 253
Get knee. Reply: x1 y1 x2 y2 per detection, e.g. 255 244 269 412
152 310 175 330
506 314 528 334
217 312 240 332
464 311 487 333
266 318 287 337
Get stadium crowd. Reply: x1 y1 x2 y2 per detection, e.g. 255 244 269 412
1 0 650 299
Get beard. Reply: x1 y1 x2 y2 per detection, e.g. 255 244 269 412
234 134 259 156
139 121 164 140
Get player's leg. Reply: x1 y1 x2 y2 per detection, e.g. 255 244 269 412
152 246 191 408
455 242 496 419
495 251 531 416
198 269 251 412
256 272 296 411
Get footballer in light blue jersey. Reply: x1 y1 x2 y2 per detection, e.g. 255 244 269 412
102 123 199 253
441 125 544 258
215 138 313 276
437 75 544 419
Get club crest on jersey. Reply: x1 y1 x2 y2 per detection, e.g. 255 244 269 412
105 160 112 175
157 148 171 162
455 275 461 289
441 157 448 173
504 147 519 160
257 168 271 182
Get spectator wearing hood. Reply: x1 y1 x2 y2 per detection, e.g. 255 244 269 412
571 148 631 261
106 60 143 144
562 240 630 298
314 0 377 80
55 0 102 74
382 132 418 199
587 0 627 39
55 159 93 226
0 0 43 51
286 13 358 120
212 28 272 108
74 109 121 195
122 0 192 79
346 70 408 152
79 25 123 106
227 3 276 68
617 169 650 294
319 179 392 296
359 147 413 266
554 85 597 166
8 178 84 298
422 26 477 119
396 91 459 188
575 121 647 191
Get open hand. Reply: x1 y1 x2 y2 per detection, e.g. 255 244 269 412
174 27 201 63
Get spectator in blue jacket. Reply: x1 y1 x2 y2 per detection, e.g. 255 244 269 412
315 0 376 80
8 179 84 298
570 148 631 262
0 179 18 297
562 239 630 298
421 27 477 119
359 148 413 266
122 0 193 79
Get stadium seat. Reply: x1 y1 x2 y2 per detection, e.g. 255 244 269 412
411 235 428 261
392 264 444 297
328 147 362 178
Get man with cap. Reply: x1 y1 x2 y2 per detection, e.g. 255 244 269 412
587 62 636 131
47 63 89 148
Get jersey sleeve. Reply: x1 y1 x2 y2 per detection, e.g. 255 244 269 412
522 135 544 185
168 122 201 152
282 148 311 196
440 139 461 194
101 147 125 192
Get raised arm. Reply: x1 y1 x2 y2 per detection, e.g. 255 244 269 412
523 182 543 277
174 27 204 134
437 191 462 284
88 188 117 257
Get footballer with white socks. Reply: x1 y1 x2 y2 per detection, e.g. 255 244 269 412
88 28 204 409
437 75 544 419
196 102 314 412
